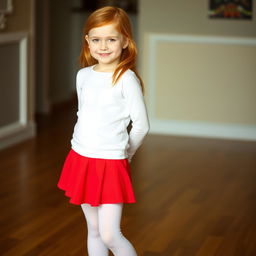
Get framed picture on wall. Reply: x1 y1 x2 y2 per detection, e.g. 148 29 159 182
208 0 253 20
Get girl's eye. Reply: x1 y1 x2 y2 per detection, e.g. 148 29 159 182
108 38 116 42
91 39 99 43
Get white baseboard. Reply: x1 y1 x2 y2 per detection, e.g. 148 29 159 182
0 122 36 150
149 118 256 141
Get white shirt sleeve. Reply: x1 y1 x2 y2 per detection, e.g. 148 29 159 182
76 69 83 112
122 72 150 162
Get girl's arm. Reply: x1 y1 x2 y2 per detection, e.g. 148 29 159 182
122 72 150 162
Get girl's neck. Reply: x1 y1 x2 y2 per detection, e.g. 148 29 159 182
93 63 117 73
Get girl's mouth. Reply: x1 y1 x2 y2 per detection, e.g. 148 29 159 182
98 53 111 57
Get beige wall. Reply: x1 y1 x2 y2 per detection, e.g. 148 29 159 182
139 0 256 140
156 40 256 125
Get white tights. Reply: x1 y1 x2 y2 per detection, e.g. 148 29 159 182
81 203 137 256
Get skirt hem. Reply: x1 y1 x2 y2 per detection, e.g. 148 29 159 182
58 184 136 206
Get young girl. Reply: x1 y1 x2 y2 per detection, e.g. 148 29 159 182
57 6 149 256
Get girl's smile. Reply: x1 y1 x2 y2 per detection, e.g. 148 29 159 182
99 53 111 57
86 24 128 71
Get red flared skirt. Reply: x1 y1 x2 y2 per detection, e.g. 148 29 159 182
57 149 136 206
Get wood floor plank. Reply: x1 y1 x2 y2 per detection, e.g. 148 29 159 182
196 236 223 256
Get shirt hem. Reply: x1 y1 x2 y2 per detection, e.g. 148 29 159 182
71 145 128 160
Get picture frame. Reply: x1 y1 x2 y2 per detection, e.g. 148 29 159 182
208 0 253 20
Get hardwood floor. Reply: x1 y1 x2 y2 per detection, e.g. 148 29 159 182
0 100 256 255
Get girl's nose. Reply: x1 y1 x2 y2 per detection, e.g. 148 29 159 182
100 40 108 50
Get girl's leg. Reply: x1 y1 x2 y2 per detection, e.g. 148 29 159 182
98 203 137 256
81 203 109 256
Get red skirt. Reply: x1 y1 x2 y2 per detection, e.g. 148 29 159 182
57 149 136 206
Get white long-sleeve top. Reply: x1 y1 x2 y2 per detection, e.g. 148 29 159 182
70 65 150 160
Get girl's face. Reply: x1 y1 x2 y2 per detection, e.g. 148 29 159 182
86 24 128 71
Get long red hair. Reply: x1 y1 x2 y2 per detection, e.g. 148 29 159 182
79 6 144 93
